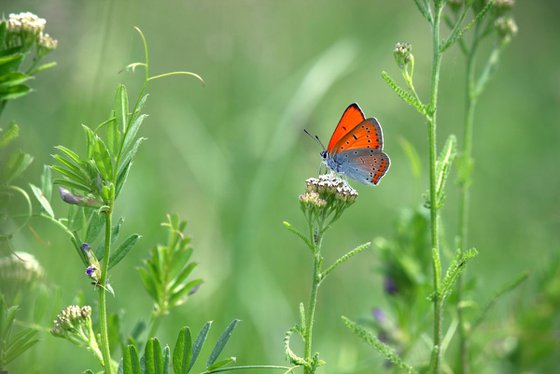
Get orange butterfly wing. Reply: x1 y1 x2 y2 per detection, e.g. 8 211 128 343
329 117 384 154
327 103 366 152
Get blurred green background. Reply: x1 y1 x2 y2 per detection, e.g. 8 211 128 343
3 0 560 372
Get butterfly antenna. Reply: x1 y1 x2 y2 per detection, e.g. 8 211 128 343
303 129 326 151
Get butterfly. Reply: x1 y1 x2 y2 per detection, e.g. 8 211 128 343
309 103 390 186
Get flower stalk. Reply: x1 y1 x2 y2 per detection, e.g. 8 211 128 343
285 174 369 373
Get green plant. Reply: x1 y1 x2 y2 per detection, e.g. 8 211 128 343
138 214 204 338
284 174 371 373
0 295 38 371
344 1 526 373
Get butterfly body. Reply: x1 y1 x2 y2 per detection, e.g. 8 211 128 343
320 103 390 186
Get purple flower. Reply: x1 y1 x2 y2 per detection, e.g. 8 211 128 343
373 307 385 323
85 265 96 277
80 243 91 252
383 276 398 295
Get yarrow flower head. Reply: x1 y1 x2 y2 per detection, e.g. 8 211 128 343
3 12 57 53
50 305 93 340
299 173 358 235
393 42 413 71
6 12 46 34
0 251 44 302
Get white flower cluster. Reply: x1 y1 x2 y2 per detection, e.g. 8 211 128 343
305 173 358 201
7 12 46 34
0 251 44 285
5 12 57 50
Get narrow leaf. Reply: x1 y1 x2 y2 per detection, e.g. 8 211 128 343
115 84 129 132
0 72 32 88
382 71 426 116
435 134 457 207
143 338 156 374
41 164 53 200
205 357 236 371
441 248 478 302
0 84 31 101
206 320 240 367
471 271 529 333
173 326 192 374
109 234 142 269
322 242 371 280
190 322 212 371
342 317 415 373
283 221 313 252
29 183 54 218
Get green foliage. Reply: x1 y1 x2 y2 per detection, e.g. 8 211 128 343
119 321 240 374
342 316 414 373
138 214 203 322
0 295 38 370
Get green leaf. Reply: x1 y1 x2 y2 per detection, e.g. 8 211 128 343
205 357 236 371
441 0 495 52
85 211 105 244
322 242 371 280
29 183 54 218
169 279 203 307
162 345 170 374
0 122 19 149
2 150 33 184
190 322 212 371
342 316 415 373
122 113 147 156
143 338 156 374
123 344 142 374
138 267 159 302
152 338 165 374
52 178 92 196
206 320 240 367
28 61 57 75
173 326 192 374
4 328 39 365
93 136 114 180
115 161 132 197
382 71 426 116
109 234 142 269
283 221 313 252
118 137 146 176
169 262 198 291
0 53 24 75
0 84 31 101
82 370 95 374
441 248 478 302
435 135 457 207
0 72 32 88
50 162 88 187
41 164 53 201
106 117 120 157
115 84 129 133
413 0 433 24
470 271 529 333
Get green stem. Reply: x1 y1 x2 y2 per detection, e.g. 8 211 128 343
428 5 444 374
303 249 322 374
98 206 114 374
457 26 480 374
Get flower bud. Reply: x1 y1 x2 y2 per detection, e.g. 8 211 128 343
58 187 102 207
495 16 518 44
393 42 413 71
